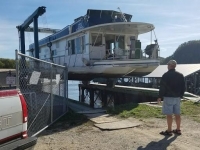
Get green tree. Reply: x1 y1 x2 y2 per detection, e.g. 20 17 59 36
0 61 5 68
0 58 15 69
161 40 200 64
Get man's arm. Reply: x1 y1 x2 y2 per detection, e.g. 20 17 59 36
180 74 185 98
158 74 166 99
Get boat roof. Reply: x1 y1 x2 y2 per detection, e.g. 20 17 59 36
85 22 154 34
29 9 154 49
29 22 154 49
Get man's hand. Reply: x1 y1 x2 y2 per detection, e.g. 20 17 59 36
157 98 162 104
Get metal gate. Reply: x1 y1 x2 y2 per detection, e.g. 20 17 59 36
15 50 68 136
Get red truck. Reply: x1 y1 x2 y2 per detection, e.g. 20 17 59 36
0 89 37 150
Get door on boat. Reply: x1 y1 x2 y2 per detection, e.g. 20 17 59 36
105 34 125 59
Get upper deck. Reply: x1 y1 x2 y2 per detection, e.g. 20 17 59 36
29 9 153 49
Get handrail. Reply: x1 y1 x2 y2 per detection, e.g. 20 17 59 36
18 51 65 68
89 47 160 60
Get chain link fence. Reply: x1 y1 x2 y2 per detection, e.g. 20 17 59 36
15 50 68 137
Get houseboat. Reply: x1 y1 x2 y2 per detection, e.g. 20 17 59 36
29 9 160 82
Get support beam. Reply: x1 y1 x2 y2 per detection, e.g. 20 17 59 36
89 89 94 108
25 27 60 34
20 29 25 54
81 87 85 103
19 7 46 29
33 17 39 58
129 36 136 59
102 91 107 107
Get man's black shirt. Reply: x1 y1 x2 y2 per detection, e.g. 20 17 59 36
158 69 185 98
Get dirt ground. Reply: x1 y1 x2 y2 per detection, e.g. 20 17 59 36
34 116 200 150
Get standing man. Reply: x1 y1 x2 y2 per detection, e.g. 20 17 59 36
158 60 185 136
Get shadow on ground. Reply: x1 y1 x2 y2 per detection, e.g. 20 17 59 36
137 135 178 150
36 108 90 137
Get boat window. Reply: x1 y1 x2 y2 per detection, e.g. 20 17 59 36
65 40 68 51
71 39 75 54
116 36 125 49
75 37 81 54
81 36 85 53
52 50 57 56
91 33 102 46
68 36 85 55
68 41 71 55
68 41 70 48
105 34 115 54
56 41 59 48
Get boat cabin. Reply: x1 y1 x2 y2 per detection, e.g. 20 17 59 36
29 9 158 67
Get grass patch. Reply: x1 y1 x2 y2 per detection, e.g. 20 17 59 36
107 101 200 122
181 100 200 122
107 103 164 119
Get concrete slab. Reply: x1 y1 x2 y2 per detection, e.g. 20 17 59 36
86 113 119 124
94 120 141 130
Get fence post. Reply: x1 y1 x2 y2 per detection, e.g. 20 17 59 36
59 82 60 96
50 64 53 122
15 49 19 90
67 65 68 112
64 63 68 112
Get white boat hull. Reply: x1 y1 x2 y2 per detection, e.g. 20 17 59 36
67 59 159 80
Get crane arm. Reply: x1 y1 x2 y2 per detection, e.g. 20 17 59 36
25 27 60 34
16 6 46 58
17 6 46 30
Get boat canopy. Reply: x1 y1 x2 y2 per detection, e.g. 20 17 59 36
29 9 153 49
87 22 154 35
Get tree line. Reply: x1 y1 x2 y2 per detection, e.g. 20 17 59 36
0 58 16 69
161 40 200 64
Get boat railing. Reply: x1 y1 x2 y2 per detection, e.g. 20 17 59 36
89 45 106 60
89 48 159 61
41 55 65 65
89 41 160 61
41 45 159 66
104 48 159 60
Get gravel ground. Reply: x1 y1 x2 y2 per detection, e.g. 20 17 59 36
33 116 200 150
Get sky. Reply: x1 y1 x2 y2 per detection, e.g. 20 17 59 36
0 0 200 59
